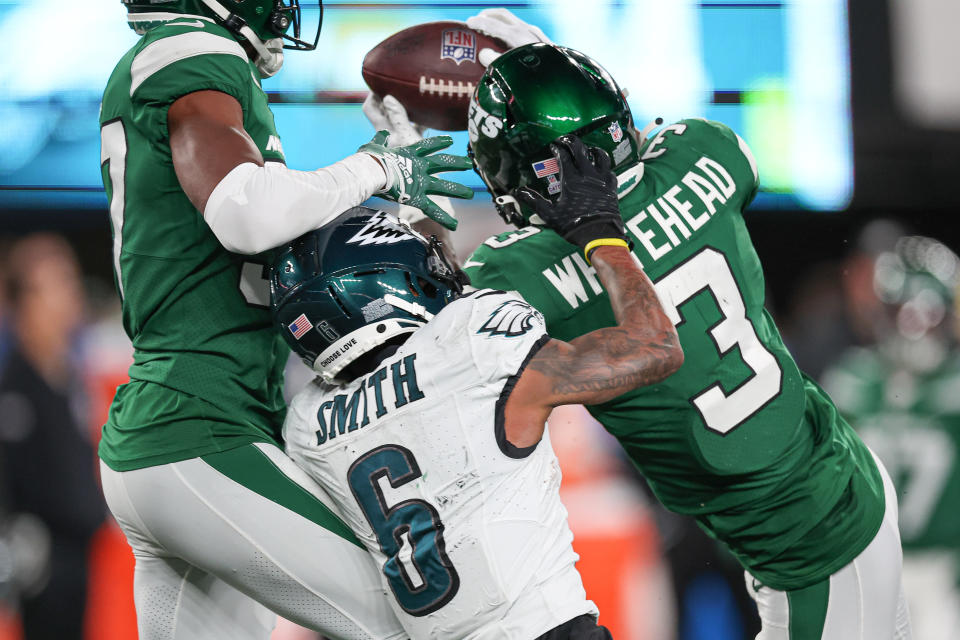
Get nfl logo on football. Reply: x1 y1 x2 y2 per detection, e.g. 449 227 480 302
607 122 624 143
441 29 476 65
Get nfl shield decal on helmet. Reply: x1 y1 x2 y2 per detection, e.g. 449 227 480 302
441 29 477 64
607 122 624 143
288 313 313 340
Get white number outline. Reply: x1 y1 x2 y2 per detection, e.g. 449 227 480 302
315 320 340 341
239 260 271 308
641 123 688 161
483 226 541 249
654 247 783 434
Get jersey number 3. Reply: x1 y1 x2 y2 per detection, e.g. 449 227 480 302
348 445 460 616
656 248 782 434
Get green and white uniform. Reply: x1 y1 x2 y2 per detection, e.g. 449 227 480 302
824 349 960 640
465 119 908 638
98 17 404 639
99 17 288 471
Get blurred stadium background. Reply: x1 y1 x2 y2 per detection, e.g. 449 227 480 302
1 0 959 638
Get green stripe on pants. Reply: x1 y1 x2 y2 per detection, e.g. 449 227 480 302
787 578 829 639
202 445 363 548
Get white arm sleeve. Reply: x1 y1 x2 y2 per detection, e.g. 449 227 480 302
203 153 387 255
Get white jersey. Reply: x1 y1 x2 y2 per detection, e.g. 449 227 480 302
285 289 597 640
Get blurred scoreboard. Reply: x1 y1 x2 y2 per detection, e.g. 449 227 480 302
0 0 852 211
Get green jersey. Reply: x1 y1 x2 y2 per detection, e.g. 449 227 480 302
464 118 884 590
98 18 289 471
824 349 960 554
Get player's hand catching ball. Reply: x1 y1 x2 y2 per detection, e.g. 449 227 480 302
515 135 630 263
467 8 552 66
362 94 426 148
360 131 473 230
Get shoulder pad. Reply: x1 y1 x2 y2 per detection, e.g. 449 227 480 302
671 118 759 187
130 20 249 97
470 290 545 339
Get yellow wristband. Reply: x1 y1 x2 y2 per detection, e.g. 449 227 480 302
584 238 630 263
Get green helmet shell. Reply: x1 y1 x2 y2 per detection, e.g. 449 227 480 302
271 207 463 383
873 235 960 371
123 0 321 76
468 43 639 226
875 235 959 308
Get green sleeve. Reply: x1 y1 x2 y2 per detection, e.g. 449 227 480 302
130 25 253 146
681 118 760 208
462 243 517 292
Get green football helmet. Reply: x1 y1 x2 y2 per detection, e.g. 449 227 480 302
122 0 321 77
468 42 639 226
873 235 960 372
271 207 465 383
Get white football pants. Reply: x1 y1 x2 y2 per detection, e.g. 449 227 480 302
900 550 960 640
747 454 912 640
100 442 406 640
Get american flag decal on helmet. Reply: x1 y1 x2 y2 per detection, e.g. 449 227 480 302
288 313 313 340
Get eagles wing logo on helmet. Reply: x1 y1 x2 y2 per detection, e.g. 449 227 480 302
477 300 543 337
346 211 424 246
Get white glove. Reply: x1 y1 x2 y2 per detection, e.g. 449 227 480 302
361 94 456 225
361 94 426 148
466 8 553 66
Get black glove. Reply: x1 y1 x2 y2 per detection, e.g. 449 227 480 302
515 135 630 262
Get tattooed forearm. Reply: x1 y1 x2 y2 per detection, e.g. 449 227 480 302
529 329 680 400
592 248 674 334
525 246 683 406
552 343 680 395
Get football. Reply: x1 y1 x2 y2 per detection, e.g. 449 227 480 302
362 21 508 131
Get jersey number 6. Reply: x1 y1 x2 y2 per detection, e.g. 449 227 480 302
348 444 460 616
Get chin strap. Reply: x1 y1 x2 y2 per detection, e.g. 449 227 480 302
383 295 435 321
637 117 665 142
198 0 284 76
494 194 526 226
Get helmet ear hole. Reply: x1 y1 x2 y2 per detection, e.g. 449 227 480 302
404 272 420 297
327 285 351 316
417 277 439 299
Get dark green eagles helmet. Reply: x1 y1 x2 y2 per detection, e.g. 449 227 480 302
271 207 464 383
122 0 321 77
468 43 639 226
